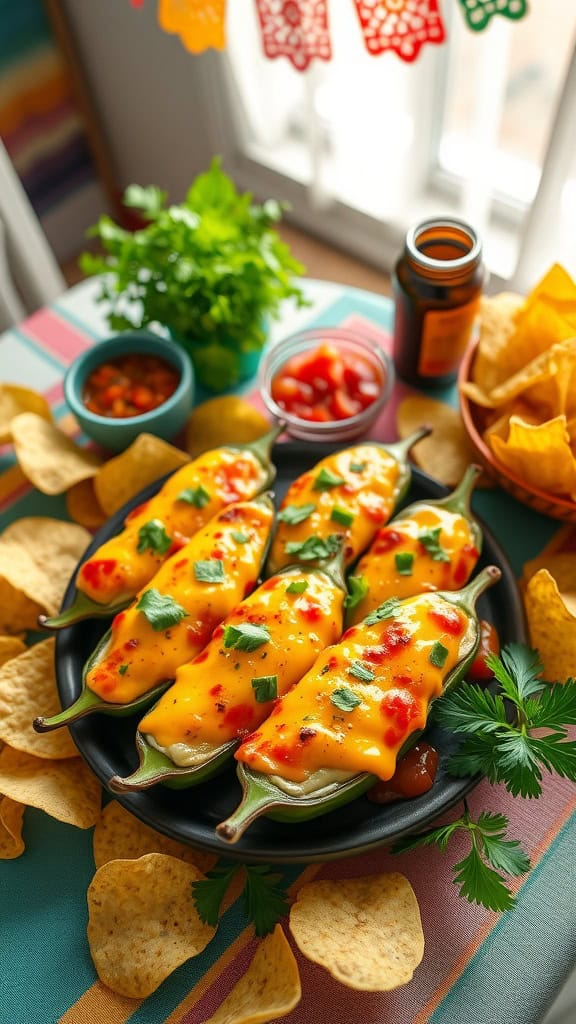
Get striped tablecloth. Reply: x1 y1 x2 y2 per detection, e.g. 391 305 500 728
1 277 574 1024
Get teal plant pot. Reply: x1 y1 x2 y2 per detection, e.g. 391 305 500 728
167 320 268 393
64 331 195 452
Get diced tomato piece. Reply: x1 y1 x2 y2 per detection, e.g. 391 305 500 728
328 388 362 420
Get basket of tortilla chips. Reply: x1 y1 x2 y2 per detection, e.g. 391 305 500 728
458 264 576 522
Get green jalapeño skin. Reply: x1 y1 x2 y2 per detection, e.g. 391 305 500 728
216 565 501 844
347 463 483 625
40 421 285 630
33 494 276 733
107 538 348 794
266 427 432 576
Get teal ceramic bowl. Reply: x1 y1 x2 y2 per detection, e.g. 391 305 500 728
64 331 194 452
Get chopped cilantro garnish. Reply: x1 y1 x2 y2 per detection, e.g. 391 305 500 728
284 534 340 562
177 485 210 508
118 664 129 676
418 526 450 563
313 467 345 491
136 589 188 631
193 559 225 583
137 519 172 556
330 505 355 528
277 503 316 525
364 597 401 627
395 551 414 576
429 640 449 668
344 575 368 610
286 579 309 594
349 461 366 473
330 687 362 712
232 531 249 544
348 660 375 682
223 622 271 652
251 675 278 703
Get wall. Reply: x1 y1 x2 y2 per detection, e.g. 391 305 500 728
61 0 221 202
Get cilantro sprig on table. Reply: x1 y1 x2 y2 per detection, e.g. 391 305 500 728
393 804 530 913
433 644 576 798
192 863 290 937
392 643 576 911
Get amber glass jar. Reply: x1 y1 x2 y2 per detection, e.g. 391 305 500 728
392 218 484 388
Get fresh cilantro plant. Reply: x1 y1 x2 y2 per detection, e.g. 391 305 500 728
80 159 307 391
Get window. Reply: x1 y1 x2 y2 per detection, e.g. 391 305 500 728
206 2 576 288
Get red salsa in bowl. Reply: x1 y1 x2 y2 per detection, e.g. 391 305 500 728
259 327 394 442
83 353 180 419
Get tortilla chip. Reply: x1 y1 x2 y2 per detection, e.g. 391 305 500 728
471 292 524 394
66 479 107 530
87 853 216 998
522 552 576 614
0 746 101 828
186 397 270 459
0 578 44 635
94 433 189 517
0 384 52 444
201 925 301 1024
397 395 491 488
0 635 27 667
524 568 576 683
464 338 576 419
0 639 77 759
93 801 217 873
0 517 91 619
11 413 101 495
489 415 576 500
0 796 25 859
289 872 424 991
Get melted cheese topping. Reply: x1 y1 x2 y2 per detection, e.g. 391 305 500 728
236 593 473 784
348 505 479 625
86 500 273 704
267 445 400 574
139 569 344 757
78 448 267 604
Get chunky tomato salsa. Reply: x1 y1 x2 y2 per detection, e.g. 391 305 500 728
83 353 180 418
270 342 383 423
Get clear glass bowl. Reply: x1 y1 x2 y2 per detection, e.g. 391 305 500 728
258 326 394 443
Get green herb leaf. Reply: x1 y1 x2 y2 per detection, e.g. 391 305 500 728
330 505 355 528
191 862 289 937
435 644 576 799
232 531 249 544
395 552 414 576
223 622 271 652
392 804 530 913
177 485 211 508
284 534 341 562
348 660 375 682
251 675 278 703
364 597 401 627
286 579 308 594
330 687 362 712
137 519 172 556
349 461 366 473
418 526 451 562
429 640 449 668
118 664 129 676
136 588 188 631
193 559 225 583
277 503 316 525
313 467 345 491
344 575 369 611
81 159 308 394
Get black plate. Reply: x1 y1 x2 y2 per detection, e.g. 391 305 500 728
56 443 527 863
